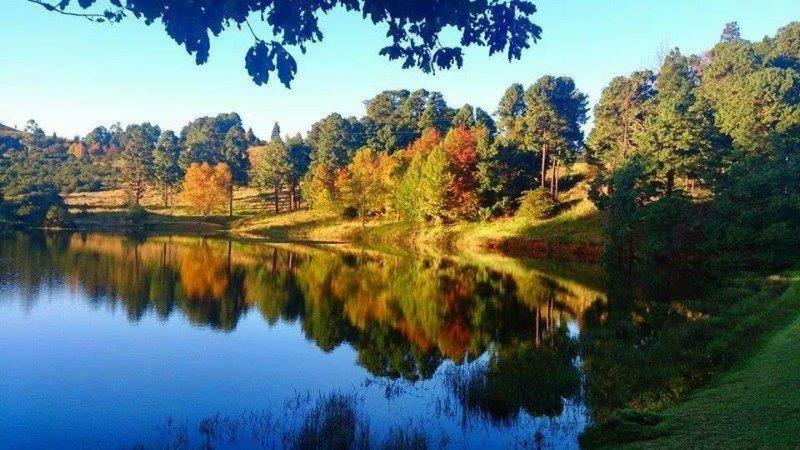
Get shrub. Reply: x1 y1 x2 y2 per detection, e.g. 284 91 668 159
125 203 149 225
42 205 73 229
516 188 556 220
14 182 65 227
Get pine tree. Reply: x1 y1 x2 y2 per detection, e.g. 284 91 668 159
152 130 182 208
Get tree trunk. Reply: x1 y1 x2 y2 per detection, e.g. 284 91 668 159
228 185 234 217
274 186 280 213
550 159 557 195
540 144 547 189
289 185 296 211
555 160 560 197
666 170 675 195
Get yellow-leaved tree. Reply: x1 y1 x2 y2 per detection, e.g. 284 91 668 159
181 163 232 219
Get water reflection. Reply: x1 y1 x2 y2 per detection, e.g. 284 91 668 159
0 231 608 448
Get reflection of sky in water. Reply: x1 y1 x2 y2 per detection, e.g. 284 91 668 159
0 234 598 449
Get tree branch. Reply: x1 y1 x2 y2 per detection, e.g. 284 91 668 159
26 0 113 23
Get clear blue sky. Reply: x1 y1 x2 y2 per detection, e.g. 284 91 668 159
0 0 796 139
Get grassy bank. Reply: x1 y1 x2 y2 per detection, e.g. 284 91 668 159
62 181 604 259
582 271 800 448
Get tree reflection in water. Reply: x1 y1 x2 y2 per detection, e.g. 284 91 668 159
0 231 607 447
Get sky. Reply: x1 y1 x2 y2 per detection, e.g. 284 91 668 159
0 0 796 140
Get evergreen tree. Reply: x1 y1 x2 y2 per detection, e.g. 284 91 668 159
270 122 282 141
720 21 742 43
588 71 656 171
523 76 588 194
475 107 497 136
122 126 156 205
286 134 311 210
419 92 453 132
250 139 291 213
496 83 526 139
638 49 717 193
452 104 475 128
152 130 182 208
222 126 250 216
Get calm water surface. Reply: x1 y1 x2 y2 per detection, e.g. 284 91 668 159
0 232 609 449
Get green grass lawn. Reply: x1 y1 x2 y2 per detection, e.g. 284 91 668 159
630 283 800 448
588 272 800 449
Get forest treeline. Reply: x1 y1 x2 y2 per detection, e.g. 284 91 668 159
1 21 798 269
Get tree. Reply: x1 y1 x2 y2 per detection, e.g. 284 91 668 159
22 119 45 150
338 148 393 227
700 26 800 156
30 1 542 87
417 146 453 222
307 113 364 168
250 140 291 213
286 135 311 210
720 21 742 43
638 49 716 193
496 83 526 139
475 108 497 136
222 126 249 216
84 126 112 154
523 76 588 195
403 128 441 160
452 104 476 128
441 127 480 220
122 124 158 205
181 163 232 219
179 113 243 167
152 130 182 208
245 128 260 147
270 122 282 141
588 71 656 171
419 92 453 132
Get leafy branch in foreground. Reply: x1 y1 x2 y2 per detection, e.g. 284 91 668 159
27 0 542 87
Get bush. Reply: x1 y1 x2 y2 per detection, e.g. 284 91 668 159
125 203 149 225
14 182 65 227
42 205 73 229
516 188 556 220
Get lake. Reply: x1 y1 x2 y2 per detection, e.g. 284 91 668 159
0 232 610 449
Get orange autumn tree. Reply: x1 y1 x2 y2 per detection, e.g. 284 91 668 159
181 163 232 219
403 128 441 160
441 126 480 220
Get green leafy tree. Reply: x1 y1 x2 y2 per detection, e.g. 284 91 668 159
122 125 157 205
474 107 497 136
250 139 291 213
22 119 46 150
307 113 364 168
720 21 742 43
638 49 717 193
419 92 453 132
417 146 453 222
588 71 656 171
452 104 476 128
496 83 526 139
523 76 588 195
270 122 282 141
286 134 311 210
222 126 250 216
152 130 182 208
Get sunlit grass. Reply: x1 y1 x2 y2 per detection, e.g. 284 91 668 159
582 271 800 448
620 273 800 449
